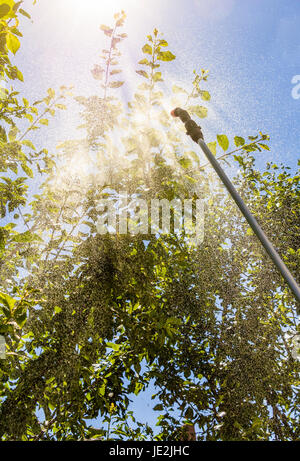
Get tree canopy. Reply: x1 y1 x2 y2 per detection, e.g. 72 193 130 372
0 3 299 441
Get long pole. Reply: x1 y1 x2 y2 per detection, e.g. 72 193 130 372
171 107 300 308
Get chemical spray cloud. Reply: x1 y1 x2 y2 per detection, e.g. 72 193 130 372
95 193 205 245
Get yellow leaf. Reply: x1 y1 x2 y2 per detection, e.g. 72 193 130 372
6 32 20 54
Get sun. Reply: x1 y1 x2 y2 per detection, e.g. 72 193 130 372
65 0 133 21
50 0 139 44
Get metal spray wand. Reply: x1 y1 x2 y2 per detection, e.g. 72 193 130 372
171 107 300 311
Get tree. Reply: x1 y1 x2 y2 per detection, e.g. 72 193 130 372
0 8 299 441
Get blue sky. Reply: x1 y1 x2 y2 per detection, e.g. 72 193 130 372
7 0 300 434
14 0 300 170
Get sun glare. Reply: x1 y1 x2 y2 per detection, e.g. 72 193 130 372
65 0 133 23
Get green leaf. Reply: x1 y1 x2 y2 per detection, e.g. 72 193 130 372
99 384 106 396
55 103 67 110
22 140 36 150
15 311 27 328
136 70 149 79
188 105 208 118
138 58 149 65
54 306 62 314
19 8 31 19
10 27 22 38
207 141 217 156
217 134 229 151
153 72 162 82
100 24 113 36
109 81 124 88
110 69 122 75
25 113 34 123
200 90 211 101
116 17 125 27
142 44 152 55
0 292 15 316
8 127 18 141
0 325 10 334
13 1 23 12
179 158 192 169
0 4 10 18
0 126 7 142
13 230 40 243
258 143 270 151
39 119 49 126
134 382 143 395
106 342 121 351
6 32 20 55
16 69 23 81
153 404 164 411
159 40 168 47
234 136 245 147
167 317 181 326
47 88 55 98
157 51 176 61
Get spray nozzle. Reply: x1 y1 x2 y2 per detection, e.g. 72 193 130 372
170 107 204 143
